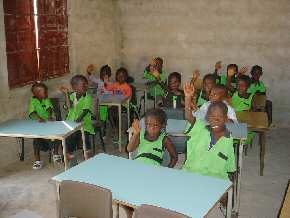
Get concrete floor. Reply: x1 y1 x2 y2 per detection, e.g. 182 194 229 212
0 127 289 218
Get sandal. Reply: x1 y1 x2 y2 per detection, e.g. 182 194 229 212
32 161 43 170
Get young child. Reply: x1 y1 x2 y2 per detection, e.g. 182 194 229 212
226 64 249 95
127 108 177 167
87 64 112 94
182 82 236 180
60 75 94 161
28 82 61 169
196 74 216 107
162 72 184 108
248 65 266 95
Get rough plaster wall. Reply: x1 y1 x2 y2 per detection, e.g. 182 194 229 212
0 0 119 167
118 0 290 126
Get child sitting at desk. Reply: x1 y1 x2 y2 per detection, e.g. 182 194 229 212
87 64 112 94
162 72 184 108
60 75 94 161
196 74 216 107
28 82 61 169
182 82 236 180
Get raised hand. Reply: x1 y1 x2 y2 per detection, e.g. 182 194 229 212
192 69 200 81
132 119 141 135
59 86 69 95
86 64 95 75
183 82 195 97
239 66 249 75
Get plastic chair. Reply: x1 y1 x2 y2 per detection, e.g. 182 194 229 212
133 204 190 218
58 180 113 218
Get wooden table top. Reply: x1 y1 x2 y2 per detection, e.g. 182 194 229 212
279 180 290 218
254 95 267 108
236 111 269 130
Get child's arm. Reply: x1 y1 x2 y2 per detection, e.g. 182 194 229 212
30 112 46 122
184 83 197 125
226 68 236 92
190 69 200 86
60 86 71 109
75 109 92 122
127 119 141 152
163 137 178 168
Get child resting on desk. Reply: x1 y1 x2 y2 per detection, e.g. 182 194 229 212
60 75 94 162
182 82 236 180
28 82 61 169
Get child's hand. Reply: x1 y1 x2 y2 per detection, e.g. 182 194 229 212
132 119 141 135
183 82 195 97
152 70 161 79
215 61 222 70
86 64 95 75
227 68 236 77
239 66 249 75
38 118 46 123
192 69 200 81
60 86 69 94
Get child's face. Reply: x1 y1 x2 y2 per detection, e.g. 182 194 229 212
145 117 163 138
102 74 110 82
209 88 225 102
116 72 126 84
207 107 227 132
252 71 261 81
33 87 47 100
237 80 249 95
227 67 237 76
169 77 180 91
203 79 215 94
72 81 88 95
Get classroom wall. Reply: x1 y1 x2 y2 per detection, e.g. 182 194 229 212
117 0 290 126
0 0 119 168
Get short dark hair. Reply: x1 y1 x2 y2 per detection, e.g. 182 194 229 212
238 75 251 87
213 84 228 97
100 65 111 80
145 108 167 126
115 67 128 81
203 74 216 83
227 64 238 73
206 101 228 120
155 57 163 66
168 72 181 83
250 65 263 76
70 74 88 86
31 82 47 93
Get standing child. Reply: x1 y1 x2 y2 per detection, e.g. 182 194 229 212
162 72 184 108
182 83 236 180
60 75 94 161
28 82 61 169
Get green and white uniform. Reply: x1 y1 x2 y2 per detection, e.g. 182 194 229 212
197 90 209 107
231 92 254 112
28 97 53 121
248 81 266 95
144 69 167 97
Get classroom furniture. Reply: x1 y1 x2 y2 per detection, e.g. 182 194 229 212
278 179 290 218
0 119 85 170
253 94 267 111
99 94 130 152
91 120 106 153
133 82 148 115
236 111 269 176
52 153 234 218
161 107 185 120
133 204 190 218
58 180 113 218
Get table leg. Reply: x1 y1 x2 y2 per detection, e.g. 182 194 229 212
226 187 233 218
234 139 244 214
127 100 130 130
81 127 88 160
118 104 122 152
62 138 68 170
260 132 266 176
19 138 24 161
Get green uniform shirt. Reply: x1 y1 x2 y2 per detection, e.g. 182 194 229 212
144 69 167 97
28 97 53 121
231 92 254 112
183 119 236 180
197 90 208 107
135 130 166 166
248 81 266 95
66 92 94 134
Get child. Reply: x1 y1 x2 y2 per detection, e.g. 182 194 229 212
60 75 94 160
226 64 249 95
87 64 112 94
196 74 216 107
162 72 184 108
28 82 61 169
127 108 177 167
182 82 236 180
248 65 266 95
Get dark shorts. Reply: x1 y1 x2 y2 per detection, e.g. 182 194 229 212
66 130 91 153
33 139 59 152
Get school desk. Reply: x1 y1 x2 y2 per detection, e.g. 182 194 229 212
133 83 148 114
253 94 267 111
236 111 269 176
99 94 130 152
0 119 85 170
52 153 234 218
278 180 290 218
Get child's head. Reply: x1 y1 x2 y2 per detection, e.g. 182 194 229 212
31 82 48 100
237 75 251 95
250 65 263 82
144 108 167 138
209 85 228 102
70 75 88 95
227 64 238 76
168 72 181 91
100 65 111 81
206 101 228 132
202 74 216 94
149 57 163 73
115 67 128 84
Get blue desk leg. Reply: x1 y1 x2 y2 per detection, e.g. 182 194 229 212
227 187 233 218
81 127 88 160
118 104 122 152
62 138 68 170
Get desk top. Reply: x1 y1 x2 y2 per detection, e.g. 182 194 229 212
52 153 232 218
279 180 290 218
0 120 81 139
98 94 129 105
132 83 148 91
236 111 269 130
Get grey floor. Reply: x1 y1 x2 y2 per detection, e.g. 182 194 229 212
0 127 289 218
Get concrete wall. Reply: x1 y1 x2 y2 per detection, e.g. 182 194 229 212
0 0 119 167
117 0 290 126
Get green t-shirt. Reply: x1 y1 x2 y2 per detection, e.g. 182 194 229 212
248 81 266 95
231 92 254 112
183 119 236 180
135 130 166 166
144 69 167 97
66 92 94 134
197 90 208 107
28 97 53 121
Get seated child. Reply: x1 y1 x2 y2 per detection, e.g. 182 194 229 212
162 72 184 108
182 82 236 180
226 64 249 95
193 84 238 123
144 57 167 99
28 82 61 169
87 64 112 94
127 108 177 167
60 75 94 161
213 61 223 84
196 74 216 107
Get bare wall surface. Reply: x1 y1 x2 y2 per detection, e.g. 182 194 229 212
117 0 290 126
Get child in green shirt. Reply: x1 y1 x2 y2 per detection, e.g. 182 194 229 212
248 65 266 95
196 74 216 107
183 82 236 180
28 82 61 169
